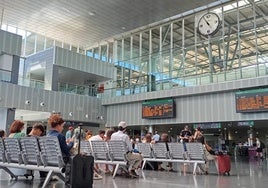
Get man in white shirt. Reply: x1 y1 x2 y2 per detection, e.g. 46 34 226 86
111 121 143 178
152 131 160 142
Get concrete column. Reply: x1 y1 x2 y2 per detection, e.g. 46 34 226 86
11 55 20 84
51 65 59 91
0 107 15 134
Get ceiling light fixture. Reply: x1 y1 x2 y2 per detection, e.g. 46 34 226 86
88 11 96 16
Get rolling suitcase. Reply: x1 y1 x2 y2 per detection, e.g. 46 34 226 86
217 154 231 175
65 124 94 188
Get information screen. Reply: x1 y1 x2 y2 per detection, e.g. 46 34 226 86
142 98 176 119
235 88 268 113
193 123 221 129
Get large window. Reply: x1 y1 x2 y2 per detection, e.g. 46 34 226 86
87 0 268 97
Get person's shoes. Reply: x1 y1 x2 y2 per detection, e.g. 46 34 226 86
105 170 112 174
50 176 59 181
93 173 103 180
96 168 103 174
129 170 139 178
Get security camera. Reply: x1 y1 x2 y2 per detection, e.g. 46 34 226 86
25 100 30 105
40 102 45 106
69 112 73 116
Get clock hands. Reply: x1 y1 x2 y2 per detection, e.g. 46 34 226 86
203 17 211 28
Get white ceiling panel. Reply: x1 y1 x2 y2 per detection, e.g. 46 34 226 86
0 0 220 47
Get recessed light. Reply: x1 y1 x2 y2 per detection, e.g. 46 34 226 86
121 27 126 30
88 11 96 16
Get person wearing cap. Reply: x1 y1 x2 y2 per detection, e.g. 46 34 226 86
110 121 143 178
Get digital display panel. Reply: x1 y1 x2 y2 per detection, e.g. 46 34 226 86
193 123 221 129
235 88 268 113
142 98 176 119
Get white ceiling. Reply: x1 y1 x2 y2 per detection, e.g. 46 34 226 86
0 0 219 48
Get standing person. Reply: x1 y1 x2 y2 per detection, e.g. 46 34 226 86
8 120 26 138
0 129 6 138
193 127 207 174
256 138 264 160
193 127 205 144
47 114 74 163
194 127 217 174
179 125 192 143
74 125 85 141
65 126 74 140
152 131 160 142
110 121 143 178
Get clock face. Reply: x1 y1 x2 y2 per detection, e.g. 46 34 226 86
198 12 220 36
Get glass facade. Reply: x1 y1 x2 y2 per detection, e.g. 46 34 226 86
87 0 268 97
1 0 267 98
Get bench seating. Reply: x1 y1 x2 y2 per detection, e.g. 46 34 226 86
138 142 206 174
90 140 128 178
0 137 66 188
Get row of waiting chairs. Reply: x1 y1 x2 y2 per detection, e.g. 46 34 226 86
80 140 206 175
137 142 206 174
0 137 65 188
80 140 129 178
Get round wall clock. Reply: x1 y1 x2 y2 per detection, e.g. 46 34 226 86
197 12 221 36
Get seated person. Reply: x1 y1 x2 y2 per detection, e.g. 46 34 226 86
47 114 74 163
28 123 45 137
110 121 143 178
28 123 47 178
156 133 172 171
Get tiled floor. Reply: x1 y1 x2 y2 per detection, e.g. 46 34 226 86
1 157 267 188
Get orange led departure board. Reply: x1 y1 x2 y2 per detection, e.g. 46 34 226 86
235 88 268 113
142 99 176 119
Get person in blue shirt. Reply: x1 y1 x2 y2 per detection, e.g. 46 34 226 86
65 126 74 140
47 114 74 161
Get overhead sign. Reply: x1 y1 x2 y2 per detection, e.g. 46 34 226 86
142 98 176 119
237 121 254 127
235 88 268 113
193 123 221 129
